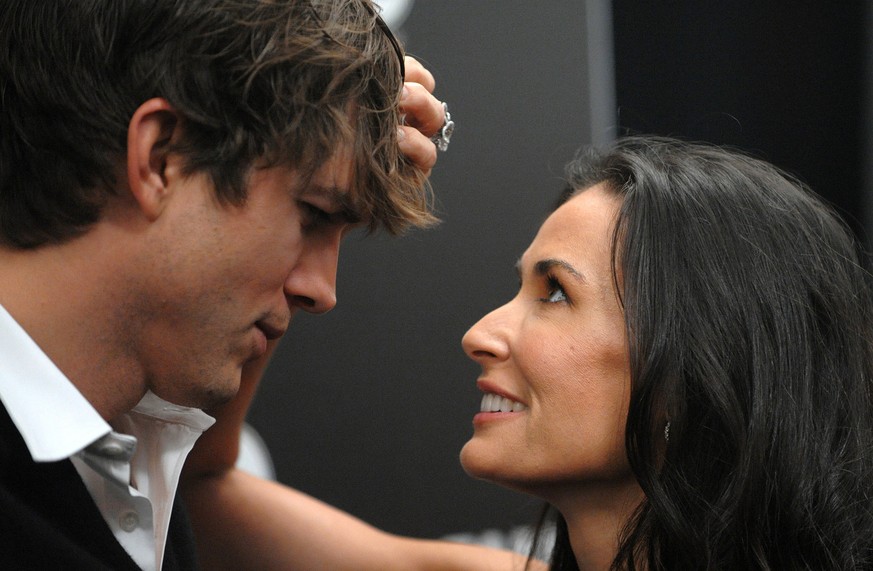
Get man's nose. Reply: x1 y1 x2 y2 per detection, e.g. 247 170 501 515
284 235 341 314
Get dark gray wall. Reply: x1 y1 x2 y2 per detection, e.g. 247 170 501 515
612 0 870 239
247 1 595 538
246 0 873 542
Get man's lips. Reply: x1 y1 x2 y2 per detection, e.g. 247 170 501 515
255 320 287 340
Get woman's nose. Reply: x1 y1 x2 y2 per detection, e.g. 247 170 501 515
461 303 513 364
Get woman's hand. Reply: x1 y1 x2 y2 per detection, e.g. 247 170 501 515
398 56 449 176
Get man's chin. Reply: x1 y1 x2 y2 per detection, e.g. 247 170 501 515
199 390 237 412
150 375 240 412
197 377 242 411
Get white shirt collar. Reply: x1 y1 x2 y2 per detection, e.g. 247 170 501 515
0 303 110 462
0 303 216 571
0 303 214 462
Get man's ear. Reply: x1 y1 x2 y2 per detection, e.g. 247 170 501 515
126 98 181 220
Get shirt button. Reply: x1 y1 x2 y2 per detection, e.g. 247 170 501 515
119 511 139 532
100 442 125 457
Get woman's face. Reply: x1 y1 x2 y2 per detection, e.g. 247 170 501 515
460 184 634 498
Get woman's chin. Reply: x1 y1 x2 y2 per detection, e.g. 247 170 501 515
459 439 495 479
459 438 524 486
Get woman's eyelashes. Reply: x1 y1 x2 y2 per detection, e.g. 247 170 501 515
544 275 568 303
517 269 570 305
532 274 568 304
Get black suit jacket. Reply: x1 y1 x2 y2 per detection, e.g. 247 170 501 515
0 403 200 570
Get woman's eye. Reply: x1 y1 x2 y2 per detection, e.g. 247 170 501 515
541 276 568 304
547 288 567 303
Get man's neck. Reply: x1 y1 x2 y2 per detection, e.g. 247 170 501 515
0 229 148 421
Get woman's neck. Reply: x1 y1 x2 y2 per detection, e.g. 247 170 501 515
552 479 645 571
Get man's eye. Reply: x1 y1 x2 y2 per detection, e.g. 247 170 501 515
300 202 333 227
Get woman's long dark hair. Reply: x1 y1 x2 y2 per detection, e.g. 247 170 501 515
541 136 873 570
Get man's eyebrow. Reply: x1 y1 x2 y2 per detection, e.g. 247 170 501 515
515 257 587 282
308 184 364 224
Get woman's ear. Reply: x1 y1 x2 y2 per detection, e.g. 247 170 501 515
126 98 180 220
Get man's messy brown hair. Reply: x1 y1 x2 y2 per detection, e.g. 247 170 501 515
0 0 434 248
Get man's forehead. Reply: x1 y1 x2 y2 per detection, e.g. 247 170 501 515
310 142 355 186
311 143 368 212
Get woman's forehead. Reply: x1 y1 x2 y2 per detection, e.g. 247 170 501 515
518 185 620 277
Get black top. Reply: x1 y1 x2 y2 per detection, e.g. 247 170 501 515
0 402 199 570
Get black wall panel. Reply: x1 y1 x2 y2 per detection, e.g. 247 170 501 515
612 1 870 238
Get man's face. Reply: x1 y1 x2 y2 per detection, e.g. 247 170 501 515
128 148 359 410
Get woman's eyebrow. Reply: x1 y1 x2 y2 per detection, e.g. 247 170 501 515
514 257 587 283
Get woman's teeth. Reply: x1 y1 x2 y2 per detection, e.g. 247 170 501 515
480 393 527 413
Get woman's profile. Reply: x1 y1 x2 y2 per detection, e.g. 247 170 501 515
462 136 873 570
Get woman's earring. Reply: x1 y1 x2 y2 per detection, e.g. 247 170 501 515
664 421 671 443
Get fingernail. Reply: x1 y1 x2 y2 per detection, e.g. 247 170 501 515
397 127 406 140
400 85 410 101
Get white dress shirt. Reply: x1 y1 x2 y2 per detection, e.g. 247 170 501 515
0 303 214 570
